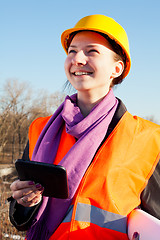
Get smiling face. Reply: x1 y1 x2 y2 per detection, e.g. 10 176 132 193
64 31 124 99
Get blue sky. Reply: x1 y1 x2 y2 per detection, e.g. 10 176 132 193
1 0 160 122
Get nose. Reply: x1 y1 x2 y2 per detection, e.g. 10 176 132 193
71 51 87 66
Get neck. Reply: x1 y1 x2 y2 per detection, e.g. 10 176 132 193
77 90 110 117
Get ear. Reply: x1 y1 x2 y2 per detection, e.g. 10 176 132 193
111 60 124 79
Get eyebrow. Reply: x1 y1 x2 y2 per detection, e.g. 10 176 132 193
69 45 77 48
69 44 98 48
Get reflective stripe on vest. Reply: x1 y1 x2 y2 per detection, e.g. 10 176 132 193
63 203 127 234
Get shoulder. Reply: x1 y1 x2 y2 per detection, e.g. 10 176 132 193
133 115 160 141
30 115 52 129
134 115 160 129
126 112 160 134
29 116 52 137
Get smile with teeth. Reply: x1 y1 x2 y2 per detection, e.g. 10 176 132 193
73 72 92 76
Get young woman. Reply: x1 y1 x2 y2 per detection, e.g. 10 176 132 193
9 14 160 240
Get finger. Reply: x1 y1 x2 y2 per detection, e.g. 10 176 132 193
12 183 44 201
10 179 35 191
12 188 34 200
21 188 44 202
16 186 44 204
18 192 43 207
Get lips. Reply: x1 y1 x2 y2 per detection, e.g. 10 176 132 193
72 71 93 76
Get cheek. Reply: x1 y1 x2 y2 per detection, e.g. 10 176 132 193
64 57 72 77
64 58 68 71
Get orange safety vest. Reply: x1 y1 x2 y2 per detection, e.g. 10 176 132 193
29 111 160 240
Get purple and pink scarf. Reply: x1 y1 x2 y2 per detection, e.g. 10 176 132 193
26 89 118 240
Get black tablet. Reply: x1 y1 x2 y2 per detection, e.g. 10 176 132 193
15 159 69 199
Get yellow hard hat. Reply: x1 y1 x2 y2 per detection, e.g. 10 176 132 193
61 14 131 79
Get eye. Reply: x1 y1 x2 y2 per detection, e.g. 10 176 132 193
68 49 76 54
88 49 99 54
